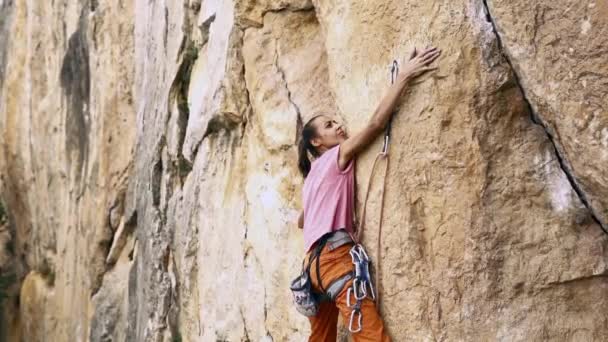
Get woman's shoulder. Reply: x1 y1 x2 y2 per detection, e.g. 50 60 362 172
310 145 338 169
315 145 340 162
310 144 352 177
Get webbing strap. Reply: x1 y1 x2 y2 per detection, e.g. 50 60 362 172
303 238 326 286
315 249 325 293
310 231 354 299
319 271 353 302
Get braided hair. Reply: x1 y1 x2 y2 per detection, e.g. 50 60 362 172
297 115 323 178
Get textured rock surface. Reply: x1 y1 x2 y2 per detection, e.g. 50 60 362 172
485 0 608 233
0 0 607 341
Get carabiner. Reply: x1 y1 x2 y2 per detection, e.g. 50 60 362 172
349 309 363 333
357 244 370 260
383 61 399 156
353 279 367 300
390 60 399 85
352 244 369 262
346 287 354 307
367 280 376 300
350 247 361 264
381 135 390 155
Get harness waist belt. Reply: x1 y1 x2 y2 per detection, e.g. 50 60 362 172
325 229 354 251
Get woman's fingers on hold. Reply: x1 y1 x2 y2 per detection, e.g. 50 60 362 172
422 50 441 64
425 47 440 57
422 46 438 56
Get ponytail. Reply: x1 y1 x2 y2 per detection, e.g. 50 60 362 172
297 115 322 178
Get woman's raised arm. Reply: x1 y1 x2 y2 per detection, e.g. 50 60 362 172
338 46 441 170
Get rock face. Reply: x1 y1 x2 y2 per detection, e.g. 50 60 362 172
485 0 608 234
0 0 606 341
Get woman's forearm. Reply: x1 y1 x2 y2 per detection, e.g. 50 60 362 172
369 75 410 130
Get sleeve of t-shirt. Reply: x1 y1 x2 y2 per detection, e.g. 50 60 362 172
334 144 354 175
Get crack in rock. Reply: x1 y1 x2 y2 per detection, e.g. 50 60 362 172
482 0 608 234
547 273 608 287
273 41 304 149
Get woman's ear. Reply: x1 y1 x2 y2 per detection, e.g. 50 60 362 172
311 137 322 148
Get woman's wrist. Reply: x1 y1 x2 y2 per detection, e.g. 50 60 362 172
397 72 412 84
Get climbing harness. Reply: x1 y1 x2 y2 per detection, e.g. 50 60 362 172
345 60 399 333
290 230 355 316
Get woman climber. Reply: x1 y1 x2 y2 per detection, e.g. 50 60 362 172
294 46 441 341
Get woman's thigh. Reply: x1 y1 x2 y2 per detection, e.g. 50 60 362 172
334 280 391 342
309 243 353 292
308 300 339 342
308 243 390 341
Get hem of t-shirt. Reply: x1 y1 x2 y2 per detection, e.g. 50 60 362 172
336 144 354 174
304 226 354 252
304 229 327 253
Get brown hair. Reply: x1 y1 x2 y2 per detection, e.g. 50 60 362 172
297 115 323 178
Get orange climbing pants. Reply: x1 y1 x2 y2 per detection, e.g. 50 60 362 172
306 242 391 342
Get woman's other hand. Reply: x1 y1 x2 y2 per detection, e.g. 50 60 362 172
399 46 441 81
298 210 304 229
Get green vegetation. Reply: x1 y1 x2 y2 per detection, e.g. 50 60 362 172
178 158 193 180
182 42 199 63
39 259 55 286
0 200 7 225
0 273 15 305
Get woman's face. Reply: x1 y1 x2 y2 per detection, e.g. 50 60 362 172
310 115 347 153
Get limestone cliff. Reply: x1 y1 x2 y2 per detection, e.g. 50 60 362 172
0 0 606 341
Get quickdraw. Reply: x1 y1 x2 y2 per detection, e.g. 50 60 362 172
348 300 363 333
381 60 399 155
346 243 375 333
347 60 399 334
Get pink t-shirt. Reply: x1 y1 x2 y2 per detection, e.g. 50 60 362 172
302 144 355 252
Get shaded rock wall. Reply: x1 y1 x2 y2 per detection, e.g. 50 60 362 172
0 0 135 341
0 0 606 341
